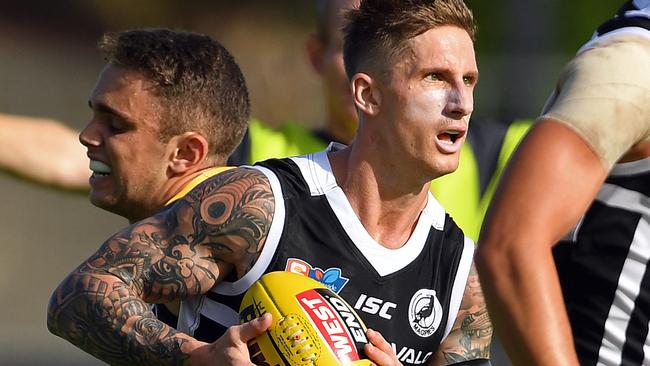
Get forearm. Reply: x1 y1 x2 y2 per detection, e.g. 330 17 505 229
432 263 492 365
475 121 607 365
475 239 578 365
0 113 89 190
47 273 204 365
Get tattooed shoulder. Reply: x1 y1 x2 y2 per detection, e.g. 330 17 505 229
182 167 276 276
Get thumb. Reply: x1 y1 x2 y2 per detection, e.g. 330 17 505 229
237 312 273 342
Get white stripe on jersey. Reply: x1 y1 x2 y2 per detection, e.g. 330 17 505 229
442 236 475 339
595 184 650 366
201 298 239 327
579 1 650 53
645 330 650 365
178 296 203 335
596 183 650 216
632 0 650 14
291 148 449 277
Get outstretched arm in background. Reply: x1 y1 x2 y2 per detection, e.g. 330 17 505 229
475 120 607 365
0 113 89 191
47 168 275 365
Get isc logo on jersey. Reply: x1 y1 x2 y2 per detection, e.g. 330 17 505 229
286 258 349 293
298 288 368 363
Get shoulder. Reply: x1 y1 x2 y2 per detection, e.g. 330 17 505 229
541 35 650 169
178 167 275 208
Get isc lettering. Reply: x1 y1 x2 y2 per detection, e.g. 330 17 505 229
354 294 397 320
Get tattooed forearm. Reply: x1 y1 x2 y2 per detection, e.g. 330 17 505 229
443 306 492 363
434 263 493 365
47 274 191 365
47 167 276 364
80 168 274 303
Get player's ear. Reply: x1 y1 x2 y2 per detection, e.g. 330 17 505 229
168 132 209 174
351 72 380 116
306 33 326 74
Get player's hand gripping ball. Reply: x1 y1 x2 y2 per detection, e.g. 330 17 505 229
240 271 372 365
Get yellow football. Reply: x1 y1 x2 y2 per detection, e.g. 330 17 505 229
240 271 373 366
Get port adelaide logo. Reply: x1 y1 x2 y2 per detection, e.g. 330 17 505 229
408 289 443 337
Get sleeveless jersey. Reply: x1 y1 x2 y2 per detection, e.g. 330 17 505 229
177 146 475 365
554 157 650 366
582 0 650 53
552 5 650 365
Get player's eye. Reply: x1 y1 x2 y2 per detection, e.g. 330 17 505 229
463 76 474 86
426 73 441 81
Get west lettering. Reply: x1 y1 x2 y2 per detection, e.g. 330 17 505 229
331 335 353 359
313 304 335 321
300 297 322 310
323 319 344 335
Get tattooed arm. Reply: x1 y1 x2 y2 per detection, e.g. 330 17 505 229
431 263 492 365
47 168 275 365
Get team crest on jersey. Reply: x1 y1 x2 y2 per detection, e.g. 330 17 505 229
285 258 349 293
408 289 443 337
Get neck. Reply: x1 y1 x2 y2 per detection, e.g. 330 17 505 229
329 144 429 249
126 165 221 224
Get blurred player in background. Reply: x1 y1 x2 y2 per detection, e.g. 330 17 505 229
477 1 650 365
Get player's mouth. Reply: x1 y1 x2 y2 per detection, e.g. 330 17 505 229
435 128 466 154
89 160 112 178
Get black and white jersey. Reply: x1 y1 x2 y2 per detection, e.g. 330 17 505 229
177 146 475 365
554 156 650 366
580 0 650 53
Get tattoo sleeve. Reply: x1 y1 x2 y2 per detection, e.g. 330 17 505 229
47 168 275 365
432 263 493 365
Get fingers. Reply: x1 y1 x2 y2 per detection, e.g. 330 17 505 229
365 328 401 366
236 313 273 343
367 328 393 354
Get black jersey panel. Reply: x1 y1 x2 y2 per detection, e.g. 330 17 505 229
554 202 641 364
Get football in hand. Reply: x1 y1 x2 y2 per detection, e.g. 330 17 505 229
240 271 372 365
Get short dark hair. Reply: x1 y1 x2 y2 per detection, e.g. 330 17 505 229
99 28 250 160
343 0 476 79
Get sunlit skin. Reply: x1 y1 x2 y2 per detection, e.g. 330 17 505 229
326 25 490 364
330 25 477 247
80 64 177 223
339 25 478 198
379 25 477 182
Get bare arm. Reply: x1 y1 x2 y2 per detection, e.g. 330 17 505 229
475 120 607 365
0 113 90 191
47 167 275 365
431 262 492 365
